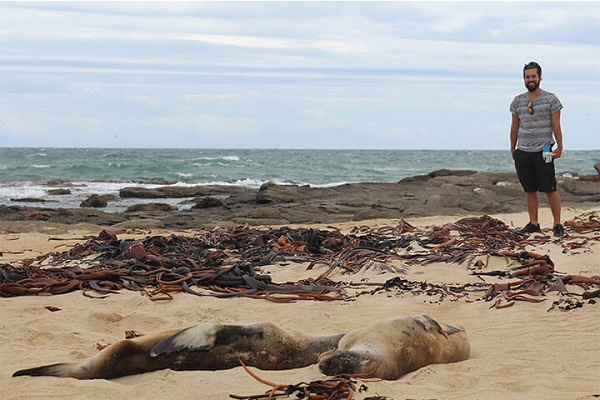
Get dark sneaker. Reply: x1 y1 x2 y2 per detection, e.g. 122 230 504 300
553 224 565 237
518 222 541 234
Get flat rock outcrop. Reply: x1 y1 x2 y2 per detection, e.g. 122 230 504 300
1 170 598 230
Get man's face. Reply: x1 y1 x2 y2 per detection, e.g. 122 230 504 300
524 68 541 92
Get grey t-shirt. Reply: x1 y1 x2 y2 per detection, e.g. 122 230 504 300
510 89 563 152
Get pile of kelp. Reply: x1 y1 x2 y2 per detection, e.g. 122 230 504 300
0 225 406 302
1 212 599 308
230 360 386 400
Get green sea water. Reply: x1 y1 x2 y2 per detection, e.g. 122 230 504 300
2 148 598 185
1 148 598 211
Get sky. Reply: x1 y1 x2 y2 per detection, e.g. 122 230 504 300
0 1 599 150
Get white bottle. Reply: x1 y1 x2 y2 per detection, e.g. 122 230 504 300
542 145 553 163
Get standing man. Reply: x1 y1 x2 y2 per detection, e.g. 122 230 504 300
510 61 565 237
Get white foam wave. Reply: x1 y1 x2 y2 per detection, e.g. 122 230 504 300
193 156 240 162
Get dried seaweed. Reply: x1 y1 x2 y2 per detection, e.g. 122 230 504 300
1 213 598 309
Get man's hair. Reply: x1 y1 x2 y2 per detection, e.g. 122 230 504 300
523 61 542 78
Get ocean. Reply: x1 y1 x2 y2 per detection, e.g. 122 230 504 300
1 148 598 213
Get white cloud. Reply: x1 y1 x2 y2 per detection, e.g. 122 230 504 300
157 113 261 137
0 2 598 149
180 33 295 49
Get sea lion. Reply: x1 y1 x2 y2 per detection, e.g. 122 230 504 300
318 314 470 380
12 322 344 380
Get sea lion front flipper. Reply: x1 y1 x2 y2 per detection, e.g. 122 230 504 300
443 324 461 336
149 323 266 357
150 324 220 357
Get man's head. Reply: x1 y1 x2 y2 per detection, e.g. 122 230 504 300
523 61 542 92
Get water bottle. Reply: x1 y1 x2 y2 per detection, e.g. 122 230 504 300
542 145 553 163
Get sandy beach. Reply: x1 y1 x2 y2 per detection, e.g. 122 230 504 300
1 206 599 400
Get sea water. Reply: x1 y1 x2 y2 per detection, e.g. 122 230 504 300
1 148 598 212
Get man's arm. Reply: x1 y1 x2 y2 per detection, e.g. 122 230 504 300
551 110 563 158
510 113 520 156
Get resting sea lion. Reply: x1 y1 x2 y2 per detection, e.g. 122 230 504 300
12 322 344 380
318 314 470 380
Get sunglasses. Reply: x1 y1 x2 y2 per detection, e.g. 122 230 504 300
527 101 534 115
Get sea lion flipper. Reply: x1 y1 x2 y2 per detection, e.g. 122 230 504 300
417 315 462 336
13 362 78 378
443 324 461 336
150 324 218 357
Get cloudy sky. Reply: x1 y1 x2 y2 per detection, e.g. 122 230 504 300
1 1 598 149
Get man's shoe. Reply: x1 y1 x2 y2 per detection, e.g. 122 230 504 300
553 224 565 237
518 222 541 234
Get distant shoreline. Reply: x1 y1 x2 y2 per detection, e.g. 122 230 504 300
1 170 598 231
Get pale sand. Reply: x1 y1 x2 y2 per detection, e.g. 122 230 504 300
1 207 599 400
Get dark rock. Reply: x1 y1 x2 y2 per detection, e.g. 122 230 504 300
119 185 247 199
10 197 46 203
428 169 478 178
120 187 167 198
191 197 225 209
48 189 71 195
558 178 600 196
232 207 286 221
125 203 176 212
80 194 108 208
399 169 477 183
256 182 309 204
132 178 178 185
594 162 600 176
111 219 165 229
352 208 390 221
80 194 118 208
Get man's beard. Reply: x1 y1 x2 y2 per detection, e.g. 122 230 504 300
526 81 539 92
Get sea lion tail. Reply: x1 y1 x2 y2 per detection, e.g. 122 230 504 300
13 362 80 378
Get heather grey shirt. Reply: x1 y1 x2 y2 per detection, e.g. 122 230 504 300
510 89 563 152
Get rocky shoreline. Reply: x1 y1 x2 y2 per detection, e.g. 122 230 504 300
1 169 598 231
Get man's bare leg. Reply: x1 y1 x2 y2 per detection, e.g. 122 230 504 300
546 191 562 226
526 191 539 224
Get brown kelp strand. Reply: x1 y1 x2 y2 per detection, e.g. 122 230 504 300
230 359 380 400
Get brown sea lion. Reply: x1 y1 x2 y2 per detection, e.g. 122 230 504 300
12 322 344 380
318 314 470 380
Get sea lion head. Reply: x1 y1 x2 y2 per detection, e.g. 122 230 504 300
318 350 378 377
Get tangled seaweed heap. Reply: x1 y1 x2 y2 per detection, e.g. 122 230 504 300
229 360 385 400
1 212 599 310
0 225 405 302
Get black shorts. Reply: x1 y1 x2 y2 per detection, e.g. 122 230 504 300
513 149 557 193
